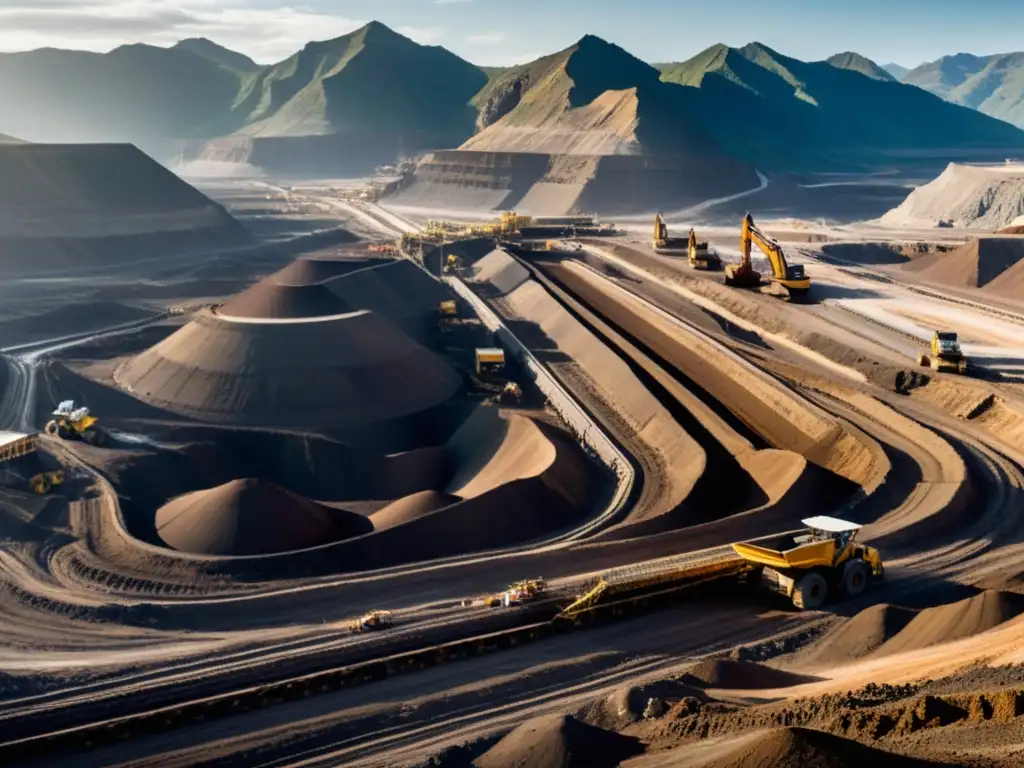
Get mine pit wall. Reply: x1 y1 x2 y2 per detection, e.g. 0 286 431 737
392 150 760 215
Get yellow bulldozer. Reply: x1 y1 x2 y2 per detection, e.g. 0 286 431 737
29 470 64 495
732 516 883 609
725 214 810 299
918 331 969 375
44 401 104 446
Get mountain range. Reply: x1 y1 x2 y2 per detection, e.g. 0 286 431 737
897 52 1024 130
1 22 1022 174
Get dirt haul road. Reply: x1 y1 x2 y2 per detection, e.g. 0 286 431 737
2 196 1022 766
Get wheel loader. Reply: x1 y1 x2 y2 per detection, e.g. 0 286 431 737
917 331 968 375
29 470 64 495
44 401 104 446
732 516 883 609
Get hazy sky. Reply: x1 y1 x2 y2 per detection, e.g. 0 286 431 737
0 0 1022 67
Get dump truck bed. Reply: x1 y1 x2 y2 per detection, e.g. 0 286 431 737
731 534 836 570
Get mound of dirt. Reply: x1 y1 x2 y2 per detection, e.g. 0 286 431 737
880 162 1024 230
155 478 371 556
117 308 462 442
800 604 918 665
471 248 530 296
903 237 1024 292
475 714 642 768
218 277 350 319
875 590 1024 657
370 490 460 531
682 659 820 690
685 726 942 768
581 679 710 731
0 143 249 276
325 259 453 342
273 255 392 286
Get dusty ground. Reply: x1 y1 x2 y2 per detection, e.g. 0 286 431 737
1 178 1024 767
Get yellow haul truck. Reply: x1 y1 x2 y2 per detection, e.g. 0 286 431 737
559 516 883 620
44 401 104 446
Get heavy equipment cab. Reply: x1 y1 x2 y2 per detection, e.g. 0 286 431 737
350 610 393 633
725 213 811 299
688 228 722 271
732 516 882 609
919 331 969 374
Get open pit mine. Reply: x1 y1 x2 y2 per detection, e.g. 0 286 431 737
3 21 1024 768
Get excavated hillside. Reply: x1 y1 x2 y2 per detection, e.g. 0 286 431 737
659 43 1024 171
881 163 1024 229
0 143 250 276
192 22 486 175
394 35 758 215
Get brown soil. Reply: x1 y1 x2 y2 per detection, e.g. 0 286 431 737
640 726 951 768
471 249 531 296
798 604 919 666
997 226 1024 235
273 254 392 285
324 259 454 343
874 591 1024 657
370 490 461 531
475 713 643 768
116 308 462 445
903 237 1024 293
155 478 371 556
681 659 821 690
218 279 350 319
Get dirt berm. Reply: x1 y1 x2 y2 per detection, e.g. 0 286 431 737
903 237 1024 297
272 254 392 285
218 280 351 319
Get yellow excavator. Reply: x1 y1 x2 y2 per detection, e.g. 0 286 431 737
725 214 811 299
44 401 104 446
688 229 722 271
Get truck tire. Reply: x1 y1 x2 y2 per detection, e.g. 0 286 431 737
792 571 828 610
841 559 870 598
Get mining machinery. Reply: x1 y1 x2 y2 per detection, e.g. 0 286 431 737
350 610 393 633
725 214 811 299
475 348 506 377
918 331 969 374
30 471 64 495
652 213 687 253
438 300 458 320
688 229 722 270
560 516 883 620
44 401 104 446
443 252 461 274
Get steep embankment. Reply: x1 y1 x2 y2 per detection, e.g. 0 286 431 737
394 35 757 215
880 163 1024 229
0 143 250 276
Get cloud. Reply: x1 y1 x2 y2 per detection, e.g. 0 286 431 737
0 1 365 62
467 31 504 44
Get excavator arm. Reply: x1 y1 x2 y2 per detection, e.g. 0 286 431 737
739 214 810 298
